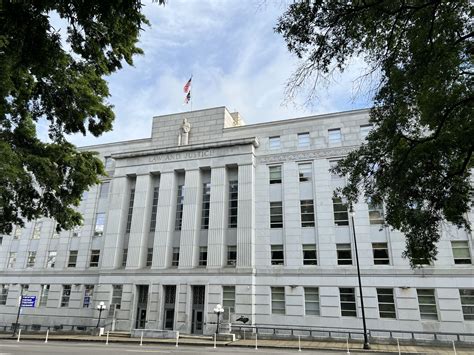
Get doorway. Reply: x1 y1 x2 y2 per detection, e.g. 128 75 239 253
191 286 205 334
135 285 149 329
163 285 176 330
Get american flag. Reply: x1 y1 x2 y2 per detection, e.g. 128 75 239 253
184 91 191 104
183 76 192 93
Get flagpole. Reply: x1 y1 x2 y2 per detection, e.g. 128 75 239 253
190 74 193 112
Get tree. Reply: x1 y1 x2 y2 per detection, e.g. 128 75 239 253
276 0 473 266
0 1 164 235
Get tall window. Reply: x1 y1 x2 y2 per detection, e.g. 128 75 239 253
149 187 160 232
13 227 22 239
89 250 100 267
171 247 180 267
377 288 396 318
32 221 42 239
99 182 110 199
270 201 283 228
223 286 236 320
459 289 474 320
104 157 113 169
302 244 317 265
52 223 60 238
39 284 50 307
146 248 153 267
337 244 352 265
298 132 310 148
360 124 373 140
304 287 320 315
198 247 208 266
83 285 94 308
451 241 471 264
0 285 9 305
125 188 135 233
46 251 57 268
68 250 78 268
300 200 315 227
228 180 238 228
122 249 128 267
298 163 312 182
328 128 342 144
271 287 285 314
72 226 81 237
417 289 438 320
340 288 356 317
372 243 390 265
175 185 184 231
201 182 211 229
269 136 281 149
333 198 349 226
26 251 36 268
271 245 284 265
227 246 237 266
269 166 282 184
368 201 384 224
111 285 123 309
94 213 106 236
329 160 342 180
61 285 71 307
7 252 16 268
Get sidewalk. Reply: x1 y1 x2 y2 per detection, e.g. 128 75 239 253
0 333 471 354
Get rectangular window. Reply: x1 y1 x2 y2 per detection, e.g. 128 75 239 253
271 287 285 314
298 163 312 182
271 245 284 265
125 188 135 233
227 246 237 266
269 165 282 184
223 286 236 320
328 128 342 144
61 285 71 307
417 289 438 320
303 244 317 265
377 288 396 318
104 157 113 169
304 287 320 315
201 182 211 229
171 247 180 267
340 288 356 317
337 244 352 265
52 223 60 239
99 182 110 199
32 221 42 239
7 252 16 268
333 198 349 226
13 227 22 239
146 248 153 267
360 124 373 140
298 132 310 148
83 285 94 308
228 180 238 228
329 160 341 180
21 284 29 295
270 201 283 228
89 249 100 267
198 247 207 266
122 248 128 267
149 187 160 232
452 241 471 264
0 285 9 305
300 200 315 227
39 284 50 307
26 251 36 268
460 289 474 320
368 202 384 224
68 250 78 268
112 285 123 309
94 213 106 236
269 136 281 150
373 243 390 265
72 226 81 237
46 251 57 268
175 185 184 231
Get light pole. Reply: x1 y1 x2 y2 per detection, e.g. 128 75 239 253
96 301 107 329
213 304 224 334
349 205 370 350
12 286 24 337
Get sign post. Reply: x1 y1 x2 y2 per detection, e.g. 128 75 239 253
12 295 36 337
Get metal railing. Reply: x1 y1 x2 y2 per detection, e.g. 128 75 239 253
0 322 112 334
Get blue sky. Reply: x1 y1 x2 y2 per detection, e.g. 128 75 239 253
63 1 372 146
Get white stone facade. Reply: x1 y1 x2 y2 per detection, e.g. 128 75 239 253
0 106 473 335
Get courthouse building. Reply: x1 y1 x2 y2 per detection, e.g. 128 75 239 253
0 106 473 335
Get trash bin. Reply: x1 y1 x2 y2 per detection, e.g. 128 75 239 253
99 327 105 336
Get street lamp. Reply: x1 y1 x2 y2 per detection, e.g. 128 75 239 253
96 301 107 328
349 205 370 350
213 304 224 334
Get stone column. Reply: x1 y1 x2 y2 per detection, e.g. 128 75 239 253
207 166 226 268
282 162 301 267
237 164 255 268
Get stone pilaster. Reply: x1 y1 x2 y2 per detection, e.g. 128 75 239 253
237 164 255 268
207 167 226 268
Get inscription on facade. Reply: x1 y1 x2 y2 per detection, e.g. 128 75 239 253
257 146 358 164
148 148 217 162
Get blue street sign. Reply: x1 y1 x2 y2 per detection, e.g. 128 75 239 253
20 296 36 308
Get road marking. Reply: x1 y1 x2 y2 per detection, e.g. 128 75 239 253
125 351 170 353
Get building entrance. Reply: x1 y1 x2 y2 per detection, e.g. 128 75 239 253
163 285 176 330
191 286 205 334
135 285 149 329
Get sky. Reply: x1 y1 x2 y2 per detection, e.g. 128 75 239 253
61 1 373 146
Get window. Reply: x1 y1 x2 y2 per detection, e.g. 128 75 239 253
201 182 211 229
112 285 123 309
300 200 315 227
333 198 349 226
223 286 236 320
368 202 384 224
329 160 342 180
32 221 42 239
149 187 160 232
198 247 207 266
39 285 50 307
452 241 471 264
26 251 36 268
298 132 310 148
269 166 282 184
94 213 106 236
21 284 29 295
72 226 81 237
68 250 78 268
52 223 60 239
89 250 100 267
337 244 352 265
459 289 474 320
304 287 320 315
270 201 283 228
271 245 284 265
298 163 312 182
0 285 9 305
122 249 128 267
303 244 317 265
61 285 71 307
377 288 396 319
372 243 390 265
340 288 356 317
328 128 342 144
146 248 153 267
175 185 184 231
13 227 21 239
417 289 438 320
7 252 16 268
125 188 135 233
228 180 238 228
271 287 285 314
171 247 180 267
360 124 373 140
104 157 113 169
46 251 57 268
83 285 94 308
269 136 281 150
99 182 110 199
227 246 237 266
